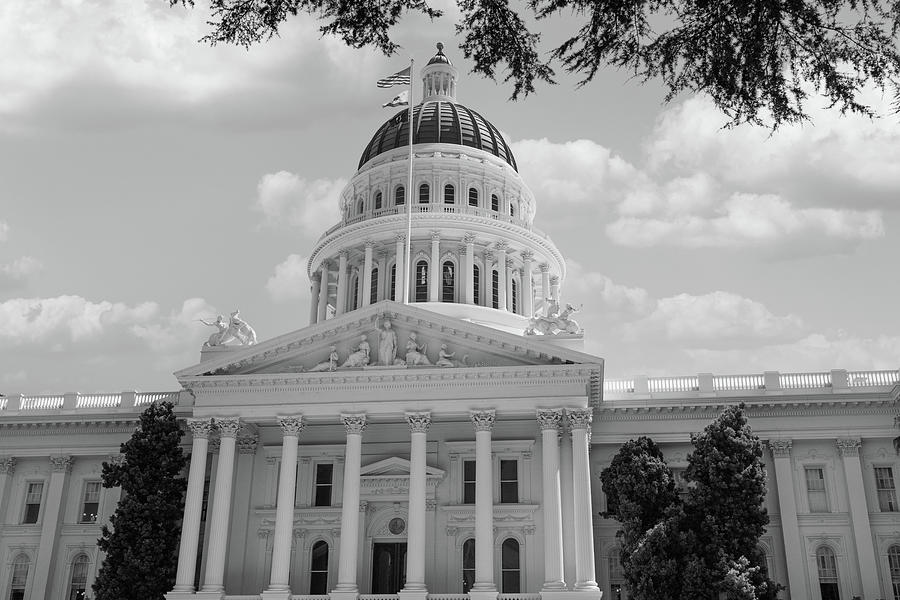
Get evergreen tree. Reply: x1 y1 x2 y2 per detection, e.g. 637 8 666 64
93 401 187 600
601 404 781 600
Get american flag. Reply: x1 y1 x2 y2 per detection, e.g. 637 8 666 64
377 66 411 88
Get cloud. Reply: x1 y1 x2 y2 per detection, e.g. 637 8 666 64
0 220 8 241
253 171 345 236
623 291 805 347
563 259 653 319
266 254 310 303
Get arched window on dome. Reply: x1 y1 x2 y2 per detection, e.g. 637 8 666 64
374 191 383 210
309 540 329 594
473 265 481 306
444 184 455 204
462 538 475 594
370 267 379 304
491 270 499 309
390 264 396 301
395 186 405 206
415 260 429 302
68 554 90 600
491 194 500 212
501 538 521 593
468 188 479 207
816 546 840 600
351 273 360 311
509 202 516 217
442 261 455 302
889 544 900 599
511 278 519 314
8 553 30 600
357 199 365 215
419 183 430 203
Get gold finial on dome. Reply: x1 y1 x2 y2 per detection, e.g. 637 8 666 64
436 42 444 51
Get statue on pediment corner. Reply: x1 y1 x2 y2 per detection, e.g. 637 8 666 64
199 309 258 347
525 302 582 336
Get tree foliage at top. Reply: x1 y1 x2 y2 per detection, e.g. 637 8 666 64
169 0 900 127
601 404 780 600
93 401 188 600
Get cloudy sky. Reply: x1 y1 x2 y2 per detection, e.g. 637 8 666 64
2 0 899 394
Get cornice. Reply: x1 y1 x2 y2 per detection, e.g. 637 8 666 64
0 419 141 435
596 397 897 420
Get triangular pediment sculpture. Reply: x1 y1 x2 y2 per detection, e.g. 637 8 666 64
175 301 602 379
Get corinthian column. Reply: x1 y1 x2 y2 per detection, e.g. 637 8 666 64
464 233 476 305
309 272 322 325
768 439 808 600
495 241 508 311
0 457 15 525
429 231 440 301
171 418 213 594
201 417 241 593
521 250 534 316
837 437 879 600
318 263 330 322
31 455 73 600
336 250 349 315
401 412 431 600
567 408 599 591
537 409 565 592
333 414 367 600
262 416 303 600
394 234 405 302
470 410 497 600
362 241 375 307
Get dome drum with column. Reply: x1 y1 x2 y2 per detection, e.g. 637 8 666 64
307 45 567 332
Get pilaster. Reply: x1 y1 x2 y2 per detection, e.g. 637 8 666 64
768 439 808 600
836 437 879 600
31 455 73 600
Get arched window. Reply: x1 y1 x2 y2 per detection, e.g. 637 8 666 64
442 261 455 302
462 538 475 593
351 275 359 311
501 538 521 593
509 202 515 217
395 186 405 206
415 260 428 302
419 183 430 203
357 199 365 215
374 191 383 210
370 267 379 304
889 544 900 600
468 188 478 207
511 278 519 314
473 265 481 306
444 184 455 204
816 546 840 600
491 270 500 309
390 264 396 301
491 194 500 212
9 553 30 600
310 541 329 594
68 554 89 600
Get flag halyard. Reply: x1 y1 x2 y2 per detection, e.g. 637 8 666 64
377 66 411 88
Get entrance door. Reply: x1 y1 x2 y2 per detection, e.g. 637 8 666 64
372 542 407 593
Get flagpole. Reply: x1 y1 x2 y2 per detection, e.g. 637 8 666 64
403 57 414 304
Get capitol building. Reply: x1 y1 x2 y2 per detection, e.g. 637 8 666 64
1 46 899 600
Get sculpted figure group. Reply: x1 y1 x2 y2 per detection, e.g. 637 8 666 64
200 309 258 347
524 298 582 336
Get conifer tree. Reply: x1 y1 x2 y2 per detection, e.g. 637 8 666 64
93 400 187 600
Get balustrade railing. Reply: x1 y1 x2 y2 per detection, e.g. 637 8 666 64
848 370 898 387
713 374 765 391
20 395 64 410
648 376 699 393
0 391 182 412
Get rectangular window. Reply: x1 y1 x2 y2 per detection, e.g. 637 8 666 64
499 459 518 503
314 463 334 507
805 467 828 512
23 481 44 524
462 460 476 504
80 481 102 523
876 467 899 512
491 270 499 309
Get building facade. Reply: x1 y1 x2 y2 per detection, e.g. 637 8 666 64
1 46 899 600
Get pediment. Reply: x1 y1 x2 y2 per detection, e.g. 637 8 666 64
360 457 444 478
174 301 602 379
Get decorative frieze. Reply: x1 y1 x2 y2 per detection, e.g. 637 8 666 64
470 410 496 431
50 455 73 473
536 408 563 431
406 412 432 433
216 417 241 438
187 418 214 439
278 416 304 436
836 437 861 457
769 439 793 457
341 413 368 435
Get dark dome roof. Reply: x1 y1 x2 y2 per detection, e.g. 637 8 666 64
427 43 451 65
358 101 517 170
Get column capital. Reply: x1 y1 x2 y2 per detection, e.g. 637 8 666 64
536 409 564 431
215 417 241 438
470 410 496 431
341 413 368 435
365 239 376 249
549 274 560 285
278 416 304 436
49 455 73 473
768 439 793 457
338 249 349 260
320 260 331 272
484 250 494 262
494 240 508 251
457 244 467 254
430 230 441 242
395 233 406 243
506 257 515 269
311 271 322 283
237 435 259 454
187 418 214 439
405 411 432 433
566 408 593 429
464 232 477 245
539 262 550 273
521 249 534 262
836 437 861 456
0 456 16 474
